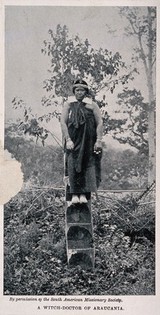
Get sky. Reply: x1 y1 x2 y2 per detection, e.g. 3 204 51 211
5 5 148 145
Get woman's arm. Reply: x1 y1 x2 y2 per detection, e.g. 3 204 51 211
92 102 103 141
60 102 70 141
61 103 74 149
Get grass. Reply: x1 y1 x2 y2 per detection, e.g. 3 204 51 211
4 187 155 295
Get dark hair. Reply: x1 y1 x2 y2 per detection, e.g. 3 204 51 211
72 79 89 95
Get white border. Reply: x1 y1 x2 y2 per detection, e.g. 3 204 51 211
0 1 160 315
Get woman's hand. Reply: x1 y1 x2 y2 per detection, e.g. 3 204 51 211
94 139 102 154
66 138 74 150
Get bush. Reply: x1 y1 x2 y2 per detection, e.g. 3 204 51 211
4 188 155 295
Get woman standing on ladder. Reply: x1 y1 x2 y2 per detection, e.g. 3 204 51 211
61 79 103 204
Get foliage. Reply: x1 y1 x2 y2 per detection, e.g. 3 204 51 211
101 148 148 189
11 99 49 146
11 22 149 154
4 13 155 296
118 6 156 183
4 125 154 296
5 124 148 189
5 124 64 184
108 88 149 154
119 6 156 68
41 24 131 102
4 188 155 295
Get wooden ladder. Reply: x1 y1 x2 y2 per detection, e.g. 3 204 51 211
65 184 95 269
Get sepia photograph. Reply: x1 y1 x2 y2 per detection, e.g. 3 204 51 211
0 0 159 314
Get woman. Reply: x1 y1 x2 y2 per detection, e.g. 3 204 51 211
61 79 103 204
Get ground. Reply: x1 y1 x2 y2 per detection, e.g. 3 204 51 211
4 185 155 295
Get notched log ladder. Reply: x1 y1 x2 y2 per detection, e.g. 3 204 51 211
65 184 95 269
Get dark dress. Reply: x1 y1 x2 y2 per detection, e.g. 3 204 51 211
64 101 102 195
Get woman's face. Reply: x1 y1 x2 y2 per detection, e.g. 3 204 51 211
74 87 87 101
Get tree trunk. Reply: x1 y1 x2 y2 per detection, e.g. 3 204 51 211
147 79 155 184
147 7 156 184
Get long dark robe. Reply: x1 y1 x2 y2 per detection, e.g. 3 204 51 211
65 101 102 194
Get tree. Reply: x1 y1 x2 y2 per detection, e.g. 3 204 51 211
41 24 134 108
119 6 156 184
108 88 149 154
5 123 64 185
12 24 136 147
11 100 49 146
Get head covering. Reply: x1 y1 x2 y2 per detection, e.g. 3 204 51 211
72 79 89 94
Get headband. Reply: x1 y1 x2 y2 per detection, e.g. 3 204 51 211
73 83 88 90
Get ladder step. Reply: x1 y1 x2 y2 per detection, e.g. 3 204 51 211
65 190 95 269
67 248 95 269
66 203 91 223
